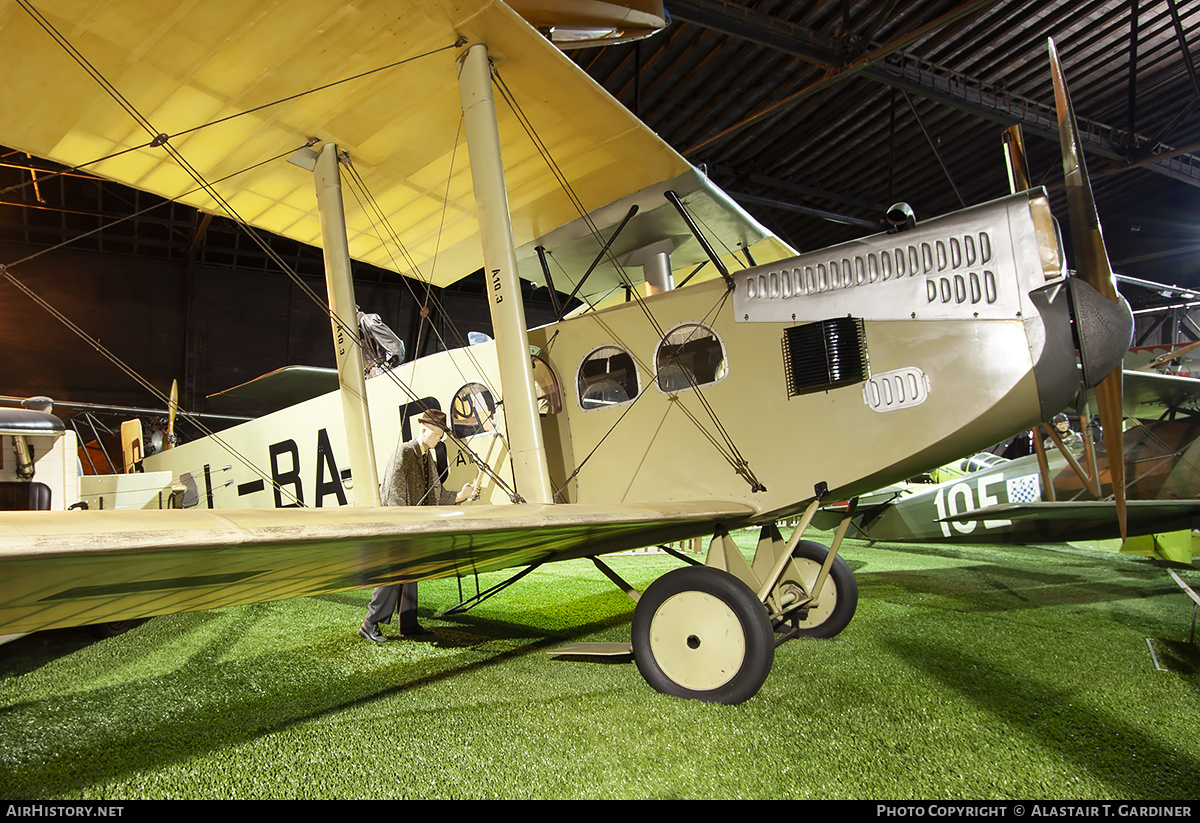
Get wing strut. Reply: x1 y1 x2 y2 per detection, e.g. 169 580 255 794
313 143 381 506
664 190 734 288
1003 125 1033 193
458 43 552 505
438 562 545 616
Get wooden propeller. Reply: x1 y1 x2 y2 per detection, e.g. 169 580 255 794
1049 38 1128 539
165 379 178 450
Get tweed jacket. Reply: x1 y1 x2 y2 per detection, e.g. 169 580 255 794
380 438 456 507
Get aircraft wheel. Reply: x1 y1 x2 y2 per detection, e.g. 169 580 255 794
632 566 774 704
90 620 134 639
779 540 857 638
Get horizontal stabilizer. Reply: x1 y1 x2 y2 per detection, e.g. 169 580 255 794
1068 530 1199 565
207 366 340 407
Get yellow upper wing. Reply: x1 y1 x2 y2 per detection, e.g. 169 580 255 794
0 0 696 288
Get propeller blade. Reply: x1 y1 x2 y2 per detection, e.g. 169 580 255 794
1003 124 1032 194
1049 38 1127 539
166 379 178 451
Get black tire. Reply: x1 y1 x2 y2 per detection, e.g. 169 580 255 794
632 566 774 704
784 540 857 638
89 620 134 639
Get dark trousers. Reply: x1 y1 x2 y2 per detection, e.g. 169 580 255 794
364 582 418 631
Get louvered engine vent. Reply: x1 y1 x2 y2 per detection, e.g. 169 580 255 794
782 317 869 398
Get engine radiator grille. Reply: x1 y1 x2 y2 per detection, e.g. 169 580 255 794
782 318 869 398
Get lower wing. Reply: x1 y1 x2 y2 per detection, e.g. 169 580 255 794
0 501 755 634
941 499 1200 550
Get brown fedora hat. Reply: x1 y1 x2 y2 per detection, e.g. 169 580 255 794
417 408 449 432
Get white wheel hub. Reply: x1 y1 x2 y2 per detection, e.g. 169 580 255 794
648 590 746 690
788 557 838 626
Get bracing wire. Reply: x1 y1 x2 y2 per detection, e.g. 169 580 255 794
332 146 522 498
15 3 761 504
7 0 464 200
553 285 764 500
489 66 763 496
6 3 516 504
2 144 314 271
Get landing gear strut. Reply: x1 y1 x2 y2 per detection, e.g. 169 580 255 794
774 539 857 639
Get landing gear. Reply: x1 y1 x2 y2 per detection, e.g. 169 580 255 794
625 504 860 702
632 566 774 705
775 539 857 638
89 620 134 639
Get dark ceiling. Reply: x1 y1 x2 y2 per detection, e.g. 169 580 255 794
572 0 1200 291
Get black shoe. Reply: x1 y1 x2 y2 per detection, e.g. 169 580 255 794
400 624 435 637
359 622 386 643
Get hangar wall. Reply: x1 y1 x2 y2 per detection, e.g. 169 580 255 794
0 240 553 418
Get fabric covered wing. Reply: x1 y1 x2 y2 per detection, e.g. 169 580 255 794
941 499 1200 533
1121 370 1200 419
0 501 754 633
0 0 694 289
207 366 340 409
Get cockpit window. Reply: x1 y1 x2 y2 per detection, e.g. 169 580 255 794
533 356 562 415
451 382 497 438
577 345 639 410
655 323 726 393
961 453 1006 473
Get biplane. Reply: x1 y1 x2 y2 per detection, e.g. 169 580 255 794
819 364 1200 565
0 1 1131 703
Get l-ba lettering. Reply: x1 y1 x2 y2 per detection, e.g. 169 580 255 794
269 428 347 508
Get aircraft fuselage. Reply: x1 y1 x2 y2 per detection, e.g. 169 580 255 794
145 189 1080 536
855 417 1200 544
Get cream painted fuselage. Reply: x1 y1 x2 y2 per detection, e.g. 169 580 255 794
144 189 1079 536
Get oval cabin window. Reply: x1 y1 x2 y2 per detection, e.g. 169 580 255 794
577 345 639 410
655 323 726 392
451 382 497 437
533 356 562 415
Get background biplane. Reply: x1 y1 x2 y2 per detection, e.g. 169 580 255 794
822 403 1200 565
819 355 1200 565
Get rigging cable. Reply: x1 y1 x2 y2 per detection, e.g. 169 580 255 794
7 4 502 504
490 66 764 495
335 149 523 500
553 286 764 500
340 151 503 389
0 260 306 505
16 5 761 501
15 55 518 501
6 1 464 200
492 70 660 329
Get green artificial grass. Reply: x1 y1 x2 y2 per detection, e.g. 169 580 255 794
1 531 1198 799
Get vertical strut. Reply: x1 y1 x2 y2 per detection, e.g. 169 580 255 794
458 43 553 505
314 143 380 507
